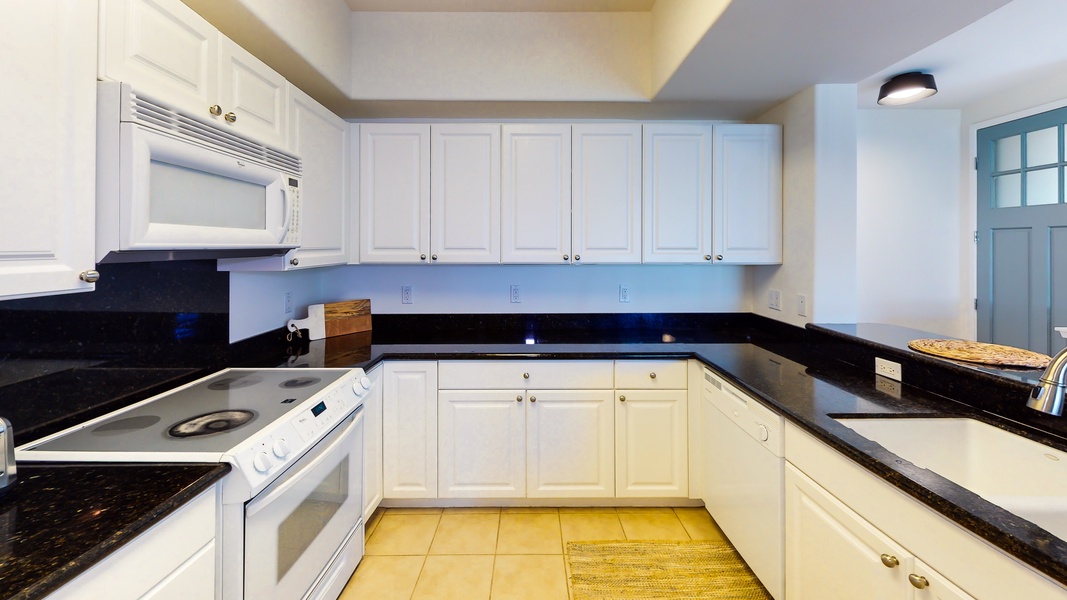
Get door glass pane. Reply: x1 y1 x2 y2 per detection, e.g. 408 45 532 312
276 456 349 582
995 173 1022 208
1027 127 1059 167
1026 167 1059 206
149 160 267 229
996 135 1021 171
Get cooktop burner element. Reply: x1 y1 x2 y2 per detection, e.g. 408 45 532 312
279 377 321 389
207 375 264 390
168 410 256 438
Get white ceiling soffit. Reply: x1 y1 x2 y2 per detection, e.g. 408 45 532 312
856 0 1067 111
653 0 1014 116
345 0 655 11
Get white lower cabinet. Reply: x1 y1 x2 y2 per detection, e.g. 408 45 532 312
382 361 438 499
47 486 218 600
439 389 526 498
526 389 615 498
614 360 689 497
363 364 384 520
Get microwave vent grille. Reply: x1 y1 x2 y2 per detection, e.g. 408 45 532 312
129 93 301 176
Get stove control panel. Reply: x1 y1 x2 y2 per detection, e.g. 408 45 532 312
230 368 366 492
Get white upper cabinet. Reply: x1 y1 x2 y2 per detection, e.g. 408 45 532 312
430 124 501 264
100 0 288 149
501 125 572 264
572 124 642 264
712 124 783 264
359 123 431 264
642 124 714 263
0 1 98 300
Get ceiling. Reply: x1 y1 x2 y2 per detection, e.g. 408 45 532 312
345 0 655 11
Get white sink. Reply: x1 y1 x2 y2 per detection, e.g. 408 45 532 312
835 417 1067 539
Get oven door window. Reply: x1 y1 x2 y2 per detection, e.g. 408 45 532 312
244 410 364 600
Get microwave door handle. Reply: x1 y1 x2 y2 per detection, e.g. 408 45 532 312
278 184 292 243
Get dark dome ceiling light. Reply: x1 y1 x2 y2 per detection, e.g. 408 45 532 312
877 71 938 105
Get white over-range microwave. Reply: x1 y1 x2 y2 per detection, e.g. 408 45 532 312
96 82 302 263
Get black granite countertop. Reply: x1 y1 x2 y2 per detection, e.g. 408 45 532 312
0 462 229 600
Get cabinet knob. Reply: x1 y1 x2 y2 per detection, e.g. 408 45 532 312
79 270 100 283
523 372 530 379
289 258 299 266
704 254 712 261
879 554 899 568
619 395 626 402
563 254 569 261
530 396 537 403
716 254 724 261
420 254 427 260
209 104 222 116
649 372 657 379
516 395 523 402
574 254 581 261
431 254 438 261
908 574 929 589
224 111 237 123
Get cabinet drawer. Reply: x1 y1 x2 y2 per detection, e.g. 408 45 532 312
439 360 614 390
615 360 687 389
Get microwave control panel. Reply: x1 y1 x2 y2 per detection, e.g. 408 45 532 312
284 178 301 246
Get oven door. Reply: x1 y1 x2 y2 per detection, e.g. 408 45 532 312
244 407 363 600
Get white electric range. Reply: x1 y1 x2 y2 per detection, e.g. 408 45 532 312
17 367 371 600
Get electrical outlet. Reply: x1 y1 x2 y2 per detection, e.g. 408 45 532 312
875 376 902 397
768 289 782 311
510 285 522 303
619 284 631 303
283 291 293 314
875 357 902 382
401 286 413 305
797 294 807 317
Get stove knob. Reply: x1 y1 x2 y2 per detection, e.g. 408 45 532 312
272 439 290 459
352 376 371 396
253 452 273 473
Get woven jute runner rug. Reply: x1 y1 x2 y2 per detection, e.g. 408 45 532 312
566 540 772 600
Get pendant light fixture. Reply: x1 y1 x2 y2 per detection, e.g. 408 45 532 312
877 71 938 105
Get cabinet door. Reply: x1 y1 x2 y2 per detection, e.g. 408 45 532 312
712 124 783 264
911 559 976 600
501 125 572 264
615 389 688 497
363 365 384 521
359 124 431 263
382 361 438 498
642 124 713 263
0 1 97 300
526 390 614 498
785 464 911 600
430 124 501 264
217 36 288 149
572 124 642 264
439 390 525 498
99 0 219 121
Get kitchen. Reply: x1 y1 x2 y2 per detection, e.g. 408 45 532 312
3 0 1067 599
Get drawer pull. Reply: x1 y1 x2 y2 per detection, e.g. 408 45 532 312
908 574 929 589
523 372 530 380
880 554 899 568
649 372 657 379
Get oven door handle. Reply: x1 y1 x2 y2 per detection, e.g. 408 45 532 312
246 406 362 518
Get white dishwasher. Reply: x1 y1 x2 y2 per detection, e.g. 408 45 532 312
702 367 784 600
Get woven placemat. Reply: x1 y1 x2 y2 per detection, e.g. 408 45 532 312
567 540 772 600
908 339 1051 368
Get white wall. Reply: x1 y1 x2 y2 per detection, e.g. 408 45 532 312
229 263 748 341
649 0 729 95
856 109 966 337
349 12 650 101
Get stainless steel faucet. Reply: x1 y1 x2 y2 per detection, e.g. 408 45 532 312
1028 347 1067 416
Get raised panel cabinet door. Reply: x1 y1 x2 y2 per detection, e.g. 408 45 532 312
642 124 713 263
382 361 438 499
615 389 688 497
430 124 501 264
363 365 384 521
712 124 783 264
359 124 431 263
526 389 614 498
572 124 642 264
0 1 97 300
217 36 288 149
501 124 572 264
286 85 348 268
99 0 219 120
438 390 526 498
785 464 911 600
911 559 976 600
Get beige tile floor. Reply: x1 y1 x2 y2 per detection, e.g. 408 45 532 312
339 506 730 600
